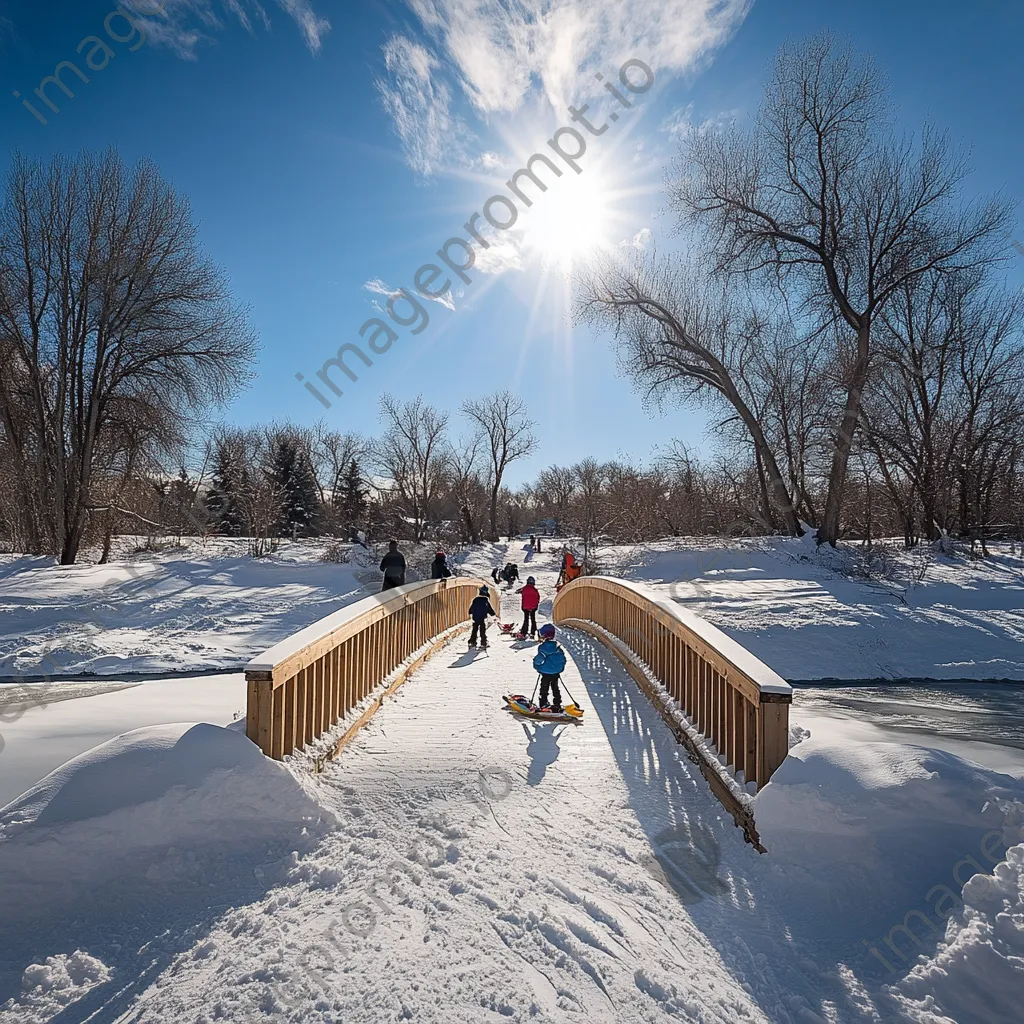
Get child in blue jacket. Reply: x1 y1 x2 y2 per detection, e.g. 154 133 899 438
532 624 567 711
468 586 496 648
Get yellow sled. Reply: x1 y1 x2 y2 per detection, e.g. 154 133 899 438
503 694 584 722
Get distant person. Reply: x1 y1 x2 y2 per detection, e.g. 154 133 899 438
430 550 452 579
379 540 406 591
536 535 542 552
468 586 496 649
516 575 540 638
491 565 502 584
555 550 581 590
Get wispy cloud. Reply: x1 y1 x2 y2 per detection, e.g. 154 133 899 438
133 0 330 59
621 227 652 251
377 0 751 174
376 34 471 176
365 275 457 312
473 236 526 275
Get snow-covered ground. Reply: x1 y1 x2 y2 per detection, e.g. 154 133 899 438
0 538 374 678
2 535 1023 1022
0 674 245 808
3 533 1021 684
2 616 1022 1023
599 535 1024 682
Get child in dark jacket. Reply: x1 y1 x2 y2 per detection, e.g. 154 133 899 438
532 624 567 710
516 575 540 638
468 586 496 648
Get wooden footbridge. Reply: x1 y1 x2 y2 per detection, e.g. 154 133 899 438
244 575 792 844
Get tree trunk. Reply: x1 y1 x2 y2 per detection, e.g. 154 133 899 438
726 388 803 537
488 484 499 542
461 504 478 544
819 325 871 546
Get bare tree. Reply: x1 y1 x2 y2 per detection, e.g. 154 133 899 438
446 431 486 543
536 465 577 535
373 394 449 540
311 424 365 521
672 34 1012 544
580 253 804 535
0 149 256 563
462 391 538 541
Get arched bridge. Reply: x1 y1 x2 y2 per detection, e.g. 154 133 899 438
245 573 792 845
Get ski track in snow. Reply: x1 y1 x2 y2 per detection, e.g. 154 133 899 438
27 545 883 1024
97 627 779 1024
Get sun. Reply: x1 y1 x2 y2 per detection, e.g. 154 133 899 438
518 163 618 272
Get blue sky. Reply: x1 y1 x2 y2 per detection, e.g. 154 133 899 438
1 0 1021 486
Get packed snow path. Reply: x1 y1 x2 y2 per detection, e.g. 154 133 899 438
85 625 884 1024
8 542 999 1022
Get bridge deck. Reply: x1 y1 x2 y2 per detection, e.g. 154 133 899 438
127 625 823 1023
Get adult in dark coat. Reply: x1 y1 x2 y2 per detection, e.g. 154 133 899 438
379 540 406 591
430 550 452 579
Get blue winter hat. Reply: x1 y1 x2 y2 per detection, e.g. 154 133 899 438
479 585 489 595
539 624 556 640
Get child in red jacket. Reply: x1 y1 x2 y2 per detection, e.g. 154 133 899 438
516 575 540 638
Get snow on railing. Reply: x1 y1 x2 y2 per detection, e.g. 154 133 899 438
245 577 500 759
553 576 792 791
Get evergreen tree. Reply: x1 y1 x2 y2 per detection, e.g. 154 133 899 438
336 459 368 537
205 449 245 536
270 435 321 537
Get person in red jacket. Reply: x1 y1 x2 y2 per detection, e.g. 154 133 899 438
516 575 540 638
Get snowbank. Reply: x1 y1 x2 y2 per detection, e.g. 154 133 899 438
0 540 372 677
890 840 1024 1022
0 722 334 1013
611 536 1024 681
0 673 245 808
754 715 1024 995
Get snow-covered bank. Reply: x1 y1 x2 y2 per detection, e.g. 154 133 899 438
0 722 334 1022
605 536 1024 682
0 539 372 678
0 673 245 808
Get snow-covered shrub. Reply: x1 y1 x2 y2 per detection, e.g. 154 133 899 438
320 541 351 564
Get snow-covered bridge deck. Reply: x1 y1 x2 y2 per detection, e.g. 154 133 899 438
121 626 801 1023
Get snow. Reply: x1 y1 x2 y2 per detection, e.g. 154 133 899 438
2 536 1024 1021
0 539 372 678
3 619 1021 1021
4 951 110 1024
890 840 1024 1023
3 534 1022 686
0 673 245 808
0 722 334 1020
603 537 1024 682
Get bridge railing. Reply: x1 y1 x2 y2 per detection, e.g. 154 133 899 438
553 576 792 790
245 577 499 759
